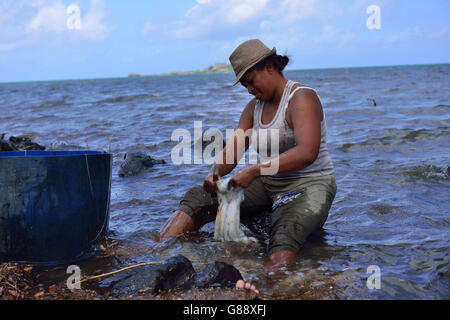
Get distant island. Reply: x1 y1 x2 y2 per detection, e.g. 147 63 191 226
128 62 233 77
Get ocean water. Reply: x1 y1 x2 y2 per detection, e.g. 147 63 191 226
0 64 449 299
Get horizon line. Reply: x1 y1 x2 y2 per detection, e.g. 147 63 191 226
1 61 449 85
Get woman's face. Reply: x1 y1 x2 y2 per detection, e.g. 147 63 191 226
240 66 273 101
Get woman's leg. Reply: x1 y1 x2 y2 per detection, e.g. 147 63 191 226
236 175 337 292
267 175 337 271
157 177 272 241
156 210 195 241
156 186 216 241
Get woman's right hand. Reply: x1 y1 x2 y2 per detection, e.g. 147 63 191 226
203 174 217 194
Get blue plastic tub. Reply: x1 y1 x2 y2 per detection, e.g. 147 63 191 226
0 150 112 264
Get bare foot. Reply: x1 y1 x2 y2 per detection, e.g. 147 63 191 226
235 279 259 294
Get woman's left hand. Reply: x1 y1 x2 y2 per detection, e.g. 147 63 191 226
229 165 259 189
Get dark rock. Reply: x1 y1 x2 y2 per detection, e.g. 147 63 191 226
0 135 45 151
0 139 16 151
195 134 226 150
118 151 166 177
111 254 196 297
9 135 45 150
194 261 243 288
109 255 245 297
192 131 227 159
200 137 226 150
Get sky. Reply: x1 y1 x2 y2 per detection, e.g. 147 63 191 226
0 0 449 82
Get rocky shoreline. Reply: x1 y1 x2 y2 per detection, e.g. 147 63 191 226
0 252 345 300
0 134 347 300
0 231 346 300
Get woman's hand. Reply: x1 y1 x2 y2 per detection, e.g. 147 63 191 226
203 174 217 194
203 163 220 194
229 165 260 189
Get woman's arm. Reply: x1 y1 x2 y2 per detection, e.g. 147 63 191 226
228 88 322 188
203 98 256 192
215 98 256 175
264 87 322 173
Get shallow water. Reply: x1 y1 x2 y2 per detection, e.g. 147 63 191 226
1 64 449 299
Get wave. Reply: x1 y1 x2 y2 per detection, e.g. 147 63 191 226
401 104 450 115
369 204 407 218
433 104 450 110
398 164 449 181
31 97 70 111
338 128 448 152
110 199 155 212
98 93 162 104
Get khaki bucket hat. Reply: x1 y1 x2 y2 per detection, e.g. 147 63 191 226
229 39 276 86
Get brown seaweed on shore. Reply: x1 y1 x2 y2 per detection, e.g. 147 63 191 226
0 263 38 299
0 262 105 300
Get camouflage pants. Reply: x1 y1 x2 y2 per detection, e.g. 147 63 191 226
178 174 337 256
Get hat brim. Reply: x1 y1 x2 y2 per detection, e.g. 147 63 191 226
232 47 276 86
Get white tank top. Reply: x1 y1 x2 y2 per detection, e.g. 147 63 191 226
251 80 334 179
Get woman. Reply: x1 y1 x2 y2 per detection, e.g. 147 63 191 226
157 39 337 292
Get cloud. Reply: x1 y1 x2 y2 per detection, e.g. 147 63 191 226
78 0 108 40
0 0 108 51
349 0 392 12
137 0 364 70
226 0 268 24
430 27 449 39
141 0 344 49
27 1 67 32
314 25 355 48
27 0 108 40
386 26 424 44
185 0 269 25
277 0 343 23
168 0 270 39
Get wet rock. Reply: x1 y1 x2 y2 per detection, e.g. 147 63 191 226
191 128 227 159
193 133 226 158
0 134 45 151
109 255 244 297
194 261 243 288
111 254 196 296
9 135 45 150
200 137 226 150
0 138 15 151
118 151 165 177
